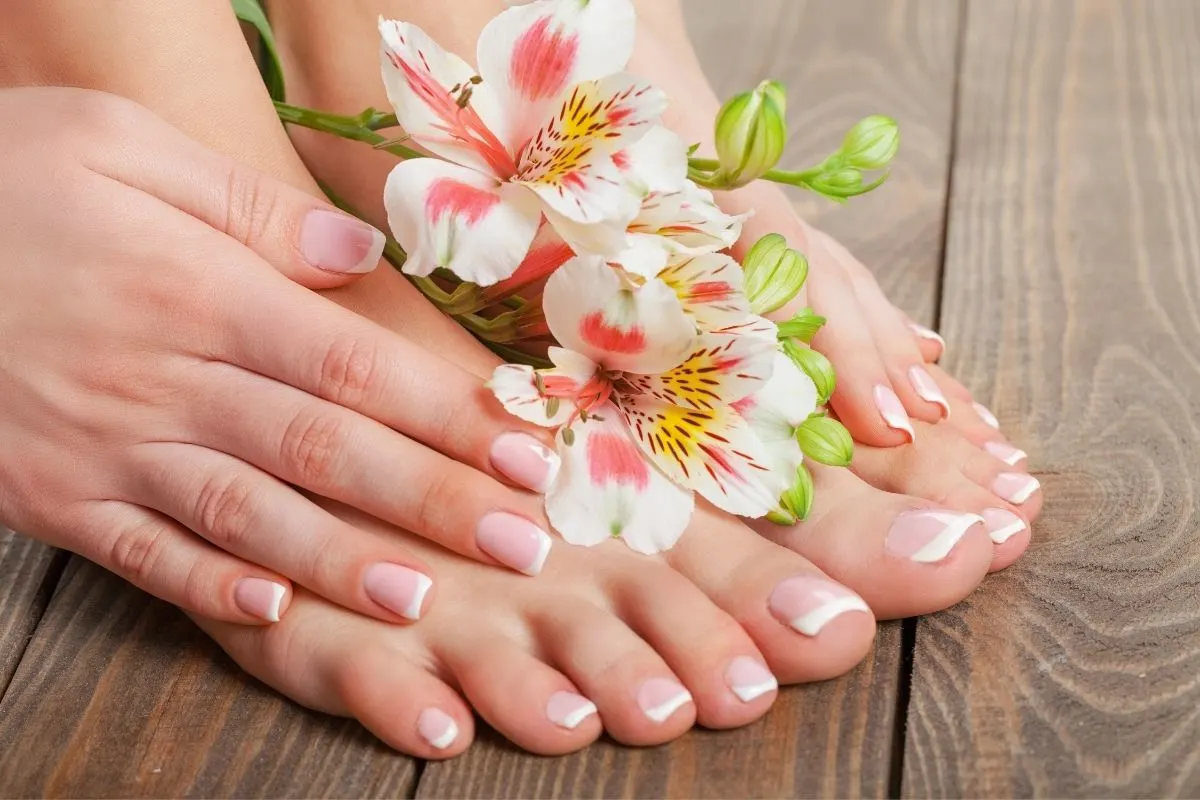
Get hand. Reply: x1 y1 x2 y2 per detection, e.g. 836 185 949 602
0 87 561 626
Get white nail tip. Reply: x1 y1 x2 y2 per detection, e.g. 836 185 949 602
643 690 693 724
533 443 562 494
526 528 553 576
403 573 433 621
555 701 599 730
988 519 1027 544
1004 477 1041 504
973 402 1001 429
789 595 871 636
349 226 386 274
909 323 946 350
909 513 985 563
426 718 458 750
731 677 779 703
264 582 286 623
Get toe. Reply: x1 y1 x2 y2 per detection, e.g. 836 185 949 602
933 480 1032 572
959 445 1044 521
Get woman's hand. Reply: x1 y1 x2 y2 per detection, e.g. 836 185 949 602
0 87 562 626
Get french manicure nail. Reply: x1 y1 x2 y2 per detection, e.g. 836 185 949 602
982 508 1027 544
908 322 946 354
908 366 951 419
636 678 692 723
992 473 1041 504
973 402 1001 430
768 574 870 636
886 510 985 563
983 440 1027 466
234 577 287 622
874 385 915 442
546 691 598 730
476 512 552 576
363 563 432 620
490 432 560 493
417 708 458 749
725 656 778 703
299 208 385 274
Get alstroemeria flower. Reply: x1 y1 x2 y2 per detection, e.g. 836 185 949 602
489 257 788 552
379 0 666 286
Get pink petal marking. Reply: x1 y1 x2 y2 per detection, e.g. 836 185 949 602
481 238 575 302
580 311 646 354
611 149 631 170
686 281 736 303
587 432 650 490
425 179 501 225
511 15 580 102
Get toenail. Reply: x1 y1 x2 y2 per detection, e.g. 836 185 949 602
907 366 951 419
362 563 432 620
908 321 946 355
417 708 459 750
983 440 1027 466
546 691 598 730
489 432 560 493
768 575 870 636
873 385 915 441
886 510 985 563
992 473 1041 504
233 578 287 622
725 656 778 702
982 508 1027 544
476 511 552 576
636 678 692 723
973 402 1001 429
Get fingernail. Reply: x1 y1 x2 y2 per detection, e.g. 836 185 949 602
908 366 951 419
417 708 458 749
725 656 778 703
984 440 1027 466
982 508 1027 544
234 578 287 622
992 473 1041 504
490 432 560 493
363 563 432 620
973 402 1001 430
873 385 914 442
299 208 385 274
476 512 552 576
886 510 984 563
636 678 692 723
908 322 946 355
768 574 870 635
546 691 598 730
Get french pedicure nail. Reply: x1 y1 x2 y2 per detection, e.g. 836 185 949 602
992 472 1041 505
873 385 915 442
982 508 1027 544
725 656 778 703
886 510 985 563
546 691 599 730
768 575 870 636
234 578 287 622
907 366 951 419
299 208 385 274
477 512 552 576
637 678 693 723
489 432 561 493
417 708 459 750
983 440 1027 466
363 563 432 620
908 322 947 354
973 402 1001 430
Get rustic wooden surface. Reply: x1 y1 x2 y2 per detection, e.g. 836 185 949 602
0 528 60 695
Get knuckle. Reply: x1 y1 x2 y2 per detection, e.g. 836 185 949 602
193 472 259 551
279 409 348 488
222 163 282 251
317 334 385 408
411 467 456 542
71 90 146 144
108 516 169 588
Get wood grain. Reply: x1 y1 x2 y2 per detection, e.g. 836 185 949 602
904 1 1200 796
0 528 61 695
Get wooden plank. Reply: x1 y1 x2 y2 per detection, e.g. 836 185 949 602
0 528 61 695
904 1 1200 796
420 1 961 796
0 558 419 797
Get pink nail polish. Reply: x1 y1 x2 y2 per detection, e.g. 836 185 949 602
908 366 951 419
768 575 870 636
725 656 778 703
476 512 552 576
873 385 915 442
908 322 946 355
982 508 1027 544
417 708 458 750
983 440 1027 466
546 691 598 730
886 510 984 563
973 402 1001 430
363 563 432 620
636 678 692 723
489 432 560 493
233 577 287 622
299 208 385 274
992 473 1041 504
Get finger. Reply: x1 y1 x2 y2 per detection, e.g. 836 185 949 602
70 499 293 624
124 441 436 622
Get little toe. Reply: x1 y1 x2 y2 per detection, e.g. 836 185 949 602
959 445 1044 521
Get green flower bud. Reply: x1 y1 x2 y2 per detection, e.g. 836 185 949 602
840 115 899 171
742 233 808 315
779 463 814 522
714 80 788 187
782 339 836 405
807 167 863 199
775 307 826 343
766 507 797 526
795 414 854 467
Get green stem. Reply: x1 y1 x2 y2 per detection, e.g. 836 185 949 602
686 156 826 188
274 101 423 160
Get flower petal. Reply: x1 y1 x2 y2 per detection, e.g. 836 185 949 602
613 125 689 196
384 159 541 285
658 253 752 331
622 329 777 409
543 256 694 374
379 19 515 176
546 402 694 554
732 352 818 477
489 363 575 427
627 180 745 255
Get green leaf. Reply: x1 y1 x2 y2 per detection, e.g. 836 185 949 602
795 415 854 467
232 0 285 101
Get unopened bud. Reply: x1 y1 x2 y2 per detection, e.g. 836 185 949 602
776 307 826 343
779 463 814 521
742 233 808 315
714 80 788 187
839 115 899 171
795 414 854 467
782 339 836 405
